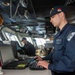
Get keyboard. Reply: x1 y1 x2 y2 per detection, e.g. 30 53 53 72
2 60 28 69
29 60 46 70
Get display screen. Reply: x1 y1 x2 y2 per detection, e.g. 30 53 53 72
0 45 15 65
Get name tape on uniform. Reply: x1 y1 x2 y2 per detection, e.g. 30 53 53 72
67 32 75 41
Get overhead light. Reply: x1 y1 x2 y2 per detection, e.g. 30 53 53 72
2 2 10 6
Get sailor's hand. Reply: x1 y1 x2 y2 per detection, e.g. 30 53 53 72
35 56 43 61
37 60 49 69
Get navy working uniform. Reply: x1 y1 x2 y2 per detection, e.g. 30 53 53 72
43 23 75 74
22 41 36 56
21 37 36 56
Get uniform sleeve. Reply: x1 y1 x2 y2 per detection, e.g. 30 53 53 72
43 50 54 60
48 35 75 72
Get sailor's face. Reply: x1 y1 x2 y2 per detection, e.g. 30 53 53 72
50 13 61 27
22 40 27 44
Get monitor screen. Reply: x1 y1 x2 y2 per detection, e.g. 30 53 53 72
0 45 15 65
10 41 24 57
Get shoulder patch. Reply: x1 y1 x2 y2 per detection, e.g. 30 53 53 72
67 32 75 41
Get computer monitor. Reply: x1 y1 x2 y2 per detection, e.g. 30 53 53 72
0 45 15 65
10 41 25 57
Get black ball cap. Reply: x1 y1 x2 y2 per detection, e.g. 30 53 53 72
49 6 66 17
21 37 27 41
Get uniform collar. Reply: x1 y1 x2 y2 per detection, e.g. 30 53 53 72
60 23 69 32
55 23 69 38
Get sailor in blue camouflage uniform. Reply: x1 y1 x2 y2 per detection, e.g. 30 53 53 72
35 6 75 75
